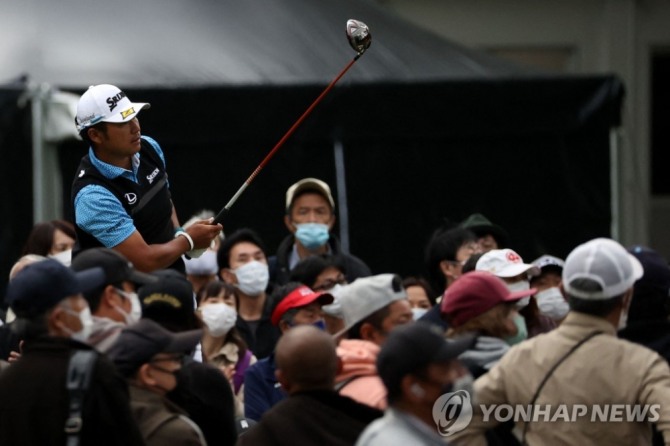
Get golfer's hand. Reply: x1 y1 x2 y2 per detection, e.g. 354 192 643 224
187 218 223 249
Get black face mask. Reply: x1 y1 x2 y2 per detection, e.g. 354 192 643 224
163 356 193 401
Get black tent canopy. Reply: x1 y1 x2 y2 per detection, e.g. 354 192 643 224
0 0 623 291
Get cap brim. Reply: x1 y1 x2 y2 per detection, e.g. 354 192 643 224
102 102 150 124
504 287 537 302
129 269 159 285
166 328 203 354
435 334 477 362
496 263 541 278
629 253 644 282
74 267 106 294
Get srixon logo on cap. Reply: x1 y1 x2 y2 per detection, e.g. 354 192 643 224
506 251 522 263
107 91 127 111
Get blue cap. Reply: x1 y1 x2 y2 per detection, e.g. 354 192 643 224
6 259 105 317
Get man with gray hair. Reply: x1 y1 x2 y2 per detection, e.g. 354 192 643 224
451 238 670 445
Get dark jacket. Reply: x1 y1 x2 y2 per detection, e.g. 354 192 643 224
269 233 372 285
129 384 206 446
237 389 383 446
619 320 670 446
166 358 238 446
235 295 280 360
0 336 144 446
243 352 286 421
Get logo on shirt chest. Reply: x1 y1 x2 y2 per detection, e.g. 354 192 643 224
146 168 160 184
124 193 137 205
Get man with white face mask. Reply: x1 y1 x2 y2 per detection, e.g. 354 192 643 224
71 247 157 352
531 254 569 322
0 259 145 446
269 177 371 286
218 229 280 359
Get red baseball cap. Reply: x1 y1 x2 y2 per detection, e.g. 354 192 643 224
271 285 334 326
440 271 536 327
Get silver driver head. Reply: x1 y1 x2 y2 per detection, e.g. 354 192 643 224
346 19 371 55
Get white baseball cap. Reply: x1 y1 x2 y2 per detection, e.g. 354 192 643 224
563 238 643 300
476 248 540 278
76 84 150 132
532 255 565 271
285 178 335 212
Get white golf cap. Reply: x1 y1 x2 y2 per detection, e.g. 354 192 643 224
563 238 643 300
76 84 150 132
285 178 335 211
476 249 540 278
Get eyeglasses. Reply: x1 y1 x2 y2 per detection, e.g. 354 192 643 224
114 288 136 301
313 277 347 291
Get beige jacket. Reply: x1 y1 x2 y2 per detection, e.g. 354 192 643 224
451 312 670 445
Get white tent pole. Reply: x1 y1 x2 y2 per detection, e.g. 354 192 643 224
31 83 48 224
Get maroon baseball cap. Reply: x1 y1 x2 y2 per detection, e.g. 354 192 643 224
441 271 536 327
271 285 334 326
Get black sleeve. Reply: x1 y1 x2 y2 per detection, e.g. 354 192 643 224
83 356 145 446
168 360 238 446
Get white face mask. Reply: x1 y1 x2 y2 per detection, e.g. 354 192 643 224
506 280 531 308
63 306 93 343
411 307 429 320
49 249 72 266
535 287 569 321
200 303 237 337
323 283 345 298
114 289 142 325
233 260 269 296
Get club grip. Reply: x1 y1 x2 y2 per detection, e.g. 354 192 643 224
212 207 229 225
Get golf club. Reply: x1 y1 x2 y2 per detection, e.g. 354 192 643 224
212 19 371 225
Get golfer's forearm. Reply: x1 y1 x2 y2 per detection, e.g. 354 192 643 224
113 232 189 272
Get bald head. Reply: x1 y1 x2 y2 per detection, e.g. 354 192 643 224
275 326 339 394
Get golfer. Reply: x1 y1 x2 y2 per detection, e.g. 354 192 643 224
71 84 222 272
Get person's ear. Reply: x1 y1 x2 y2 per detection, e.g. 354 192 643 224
101 285 122 308
401 375 424 402
221 268 236 285
48 306 68 334
359 322 376 342
278 319 291 334
275 369 290 392
284 214 295 233
326 214 336 230
137 363 157 387
439 260 457 278
87 127 104 144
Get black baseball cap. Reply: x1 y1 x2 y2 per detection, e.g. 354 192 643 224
376 322 473 392
107 318 202 377
6 259 105 317
139 269 199 331
71 248 157 286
